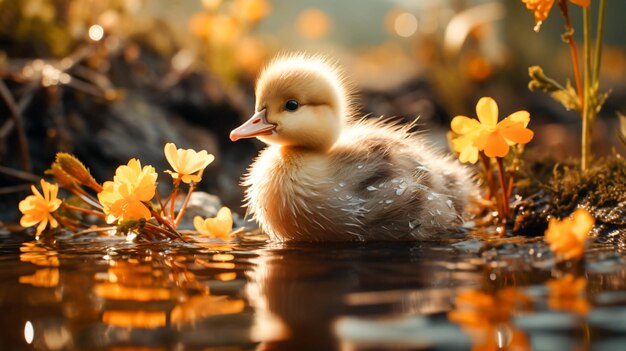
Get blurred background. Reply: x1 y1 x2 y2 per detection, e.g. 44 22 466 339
0 0 624 219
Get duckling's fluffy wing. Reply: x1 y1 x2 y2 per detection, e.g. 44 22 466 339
328 118 476 239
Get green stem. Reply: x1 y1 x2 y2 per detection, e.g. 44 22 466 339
582 7 592 171
592 0 606 86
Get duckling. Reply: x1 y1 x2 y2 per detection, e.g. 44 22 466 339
230 54 478 242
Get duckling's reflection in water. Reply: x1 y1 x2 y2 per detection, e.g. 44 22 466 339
247 245 359 351
245 241 470 351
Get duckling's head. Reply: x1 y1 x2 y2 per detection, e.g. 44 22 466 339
230 54 352 151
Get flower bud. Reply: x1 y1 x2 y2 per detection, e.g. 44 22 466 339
55 153 103 192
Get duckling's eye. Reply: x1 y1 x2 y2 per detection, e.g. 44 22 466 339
284 100 299 111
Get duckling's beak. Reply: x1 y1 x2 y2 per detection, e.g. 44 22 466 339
230 109 275 141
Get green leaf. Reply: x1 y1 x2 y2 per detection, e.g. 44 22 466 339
550 81 580 111
618 112 626 146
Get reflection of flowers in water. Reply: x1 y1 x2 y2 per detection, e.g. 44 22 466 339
20 241 59 267
18 242 60 287
546 274 590 316
19 268 60 288
171 295 245 326
448 288 532 350
93 251 245 329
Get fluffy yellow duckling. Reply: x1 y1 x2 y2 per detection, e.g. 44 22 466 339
231 54 477 242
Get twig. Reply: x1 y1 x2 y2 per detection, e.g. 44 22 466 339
62 203 105 217
149 208 184 240
144 222 186 241
0 184 31 195
70 226 117 239
0 80 31 172
0 165 39 182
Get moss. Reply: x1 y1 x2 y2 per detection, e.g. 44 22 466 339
512 154 626 240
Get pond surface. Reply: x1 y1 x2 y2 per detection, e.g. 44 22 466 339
1 231 626 350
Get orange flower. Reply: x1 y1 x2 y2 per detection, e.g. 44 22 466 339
164 143 215 184
522 0 590 32
450 97 534 161
544 208 594 261
193 207 233 240
98 159 158 224
19 179 62 235
546 274 590 315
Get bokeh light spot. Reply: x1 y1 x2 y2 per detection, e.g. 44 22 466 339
88 25 104 41
24 321 34 344
394 12 418 38
296 8 331 39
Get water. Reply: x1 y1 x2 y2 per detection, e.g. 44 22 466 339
1 231 626 350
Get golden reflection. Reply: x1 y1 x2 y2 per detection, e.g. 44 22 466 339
212 253 234 261
19 268 60 287
295 8 331 39
546 274 590 316
20 242 59 267
102 310 166 328
170 294 245 326
216 272 237 281
94 282 172 301
448 288 532 351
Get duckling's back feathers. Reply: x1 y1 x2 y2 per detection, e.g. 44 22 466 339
243 117 477 242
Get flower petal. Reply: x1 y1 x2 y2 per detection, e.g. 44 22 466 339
164 143 178 171
483 132 510 158
499 123 534 145
451 116 482 135
193 216 209 236
476 97 498 127
571 208 594 240
502 110 530 127
459 144 479 164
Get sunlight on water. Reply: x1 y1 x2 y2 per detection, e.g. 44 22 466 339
24 321 34 344
1 232 626 350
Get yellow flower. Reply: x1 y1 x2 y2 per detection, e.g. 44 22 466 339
164 143 215 184
522 0 590 32
546 274 590 315
450 119 482 164
193 207 233 240
544 208 594 261
19 179 62 235
98 159 158 224
450 97 534 161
